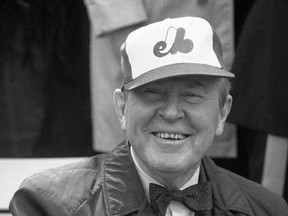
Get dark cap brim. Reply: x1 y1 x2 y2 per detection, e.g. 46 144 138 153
123 63 234 90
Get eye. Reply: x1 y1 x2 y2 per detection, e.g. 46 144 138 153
183 92 204 104
142 87 164 101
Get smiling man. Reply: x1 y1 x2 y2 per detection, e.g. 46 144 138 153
114 76 231 190
10 17 288 216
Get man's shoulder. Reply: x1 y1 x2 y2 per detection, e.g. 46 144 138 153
10 154 107 215
225 169 288 212
206 158 288 215
21 153 106 193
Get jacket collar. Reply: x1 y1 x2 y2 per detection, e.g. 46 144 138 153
202 157 254 216
102 141 254 216
102 141 147 215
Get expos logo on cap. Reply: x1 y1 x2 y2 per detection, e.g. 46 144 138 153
121 17 234 91
153 27 194 57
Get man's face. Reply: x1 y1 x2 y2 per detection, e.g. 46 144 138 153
114 76 232 183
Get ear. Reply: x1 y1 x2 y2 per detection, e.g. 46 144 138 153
215 95 232 136
113 89 127 131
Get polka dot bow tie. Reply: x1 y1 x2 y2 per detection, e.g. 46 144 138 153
149 182 213 215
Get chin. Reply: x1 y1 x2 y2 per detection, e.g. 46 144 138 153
151 159 189 174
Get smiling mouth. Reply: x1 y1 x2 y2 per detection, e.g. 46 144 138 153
152 132 189 140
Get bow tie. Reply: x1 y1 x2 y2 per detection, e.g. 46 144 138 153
149 182 213 216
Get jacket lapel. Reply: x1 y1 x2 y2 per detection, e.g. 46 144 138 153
102 141 148 215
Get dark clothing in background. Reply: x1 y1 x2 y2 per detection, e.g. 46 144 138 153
0 0 93 157
228 0 288 201
229 0 288 136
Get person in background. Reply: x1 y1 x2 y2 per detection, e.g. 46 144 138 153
9 17 288 216
228 0 288 199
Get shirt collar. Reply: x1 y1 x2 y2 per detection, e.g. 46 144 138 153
130 146 200 201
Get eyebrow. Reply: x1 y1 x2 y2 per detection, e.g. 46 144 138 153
186 80 206 88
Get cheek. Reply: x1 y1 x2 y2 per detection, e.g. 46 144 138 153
194 107 220 130
190 104 221 145
126 98 158 130
205 102 221 129
124 102 153 142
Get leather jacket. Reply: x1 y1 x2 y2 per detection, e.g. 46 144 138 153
9 141 288 216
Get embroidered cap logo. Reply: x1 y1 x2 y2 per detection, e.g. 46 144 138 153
153 27 194 57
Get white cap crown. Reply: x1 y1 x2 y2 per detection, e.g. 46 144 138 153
121 17 234 90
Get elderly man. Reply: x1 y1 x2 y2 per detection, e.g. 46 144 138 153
10 17 288 216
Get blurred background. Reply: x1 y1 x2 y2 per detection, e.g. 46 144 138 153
1 0 287 214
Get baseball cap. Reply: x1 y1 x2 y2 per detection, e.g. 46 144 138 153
121 16 234 91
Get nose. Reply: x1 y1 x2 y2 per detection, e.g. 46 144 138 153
158 94 184 121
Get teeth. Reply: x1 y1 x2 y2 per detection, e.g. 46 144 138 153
154 132 187 140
